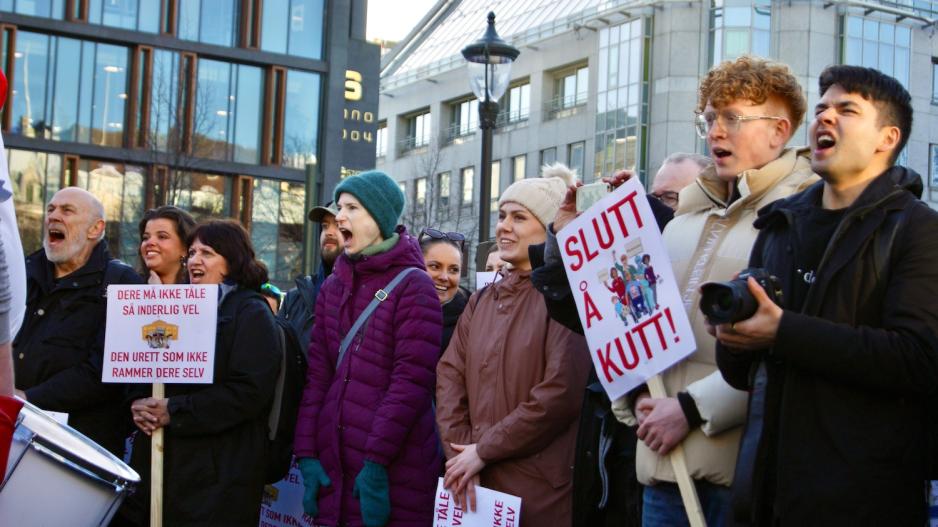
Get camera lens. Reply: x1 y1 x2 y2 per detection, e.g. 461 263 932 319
700 280 758 324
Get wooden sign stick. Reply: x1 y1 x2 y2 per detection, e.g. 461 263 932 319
150 382 164 527
647 374 706 527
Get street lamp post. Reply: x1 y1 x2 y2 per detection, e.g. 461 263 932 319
462 12 519 247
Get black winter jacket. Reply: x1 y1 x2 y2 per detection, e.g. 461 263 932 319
278 261 332 347
123 287 281 526
14 241 141 455
717 167 938 526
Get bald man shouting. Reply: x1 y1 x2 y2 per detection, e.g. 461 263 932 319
13 187 140 455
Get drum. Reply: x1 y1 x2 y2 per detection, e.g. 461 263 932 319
0 400 140 526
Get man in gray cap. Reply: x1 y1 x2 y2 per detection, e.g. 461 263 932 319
278 202 343 345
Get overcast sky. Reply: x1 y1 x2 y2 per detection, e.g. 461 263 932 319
366 0 438 42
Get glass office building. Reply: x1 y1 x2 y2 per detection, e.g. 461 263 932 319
1 0 378 282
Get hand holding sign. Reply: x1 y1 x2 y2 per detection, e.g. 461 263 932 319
557 178 696 400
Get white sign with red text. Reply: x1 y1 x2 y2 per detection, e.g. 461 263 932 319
258 458 315 527
558 178 696 400
103 285 217 384
433 478 521 527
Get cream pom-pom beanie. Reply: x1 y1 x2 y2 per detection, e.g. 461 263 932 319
497 162 577 228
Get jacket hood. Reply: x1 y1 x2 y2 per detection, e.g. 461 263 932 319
333 225 426 282
677 147 812 215
754 165 923 230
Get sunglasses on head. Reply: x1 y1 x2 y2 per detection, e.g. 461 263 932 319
420 228 466 250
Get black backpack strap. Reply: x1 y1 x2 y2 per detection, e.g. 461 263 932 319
871 209 905 283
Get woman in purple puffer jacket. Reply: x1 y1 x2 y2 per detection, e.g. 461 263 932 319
293 170 443 527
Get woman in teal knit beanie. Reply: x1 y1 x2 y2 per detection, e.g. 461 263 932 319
293 170 444 527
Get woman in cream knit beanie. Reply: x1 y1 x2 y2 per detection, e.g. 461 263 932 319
497 162 577 228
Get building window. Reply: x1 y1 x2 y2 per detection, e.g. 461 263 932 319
710 0 771 66
595 18 650 181
415 176 427 208
1 0 65 19
449 98 478 141
930 143 938 190
461 166 474 206
512 154 526 182
176 0 239 46
261 0 324 60
194 58 263 164
8 31 129 147
251 178 305 282
5 149 62 255
71 158 146 266
932 58 938 104
398 181 406 195
842 15 910 87
437 171 451 208
85 0 160 33
490 160 501 208
404 111 430 152
282 69 321 168
376 122 388 157
550 65 588 113
568 142 584 177
501 83 530 124
540 148 557 167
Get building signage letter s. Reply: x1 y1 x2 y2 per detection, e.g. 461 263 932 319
345 70 362 101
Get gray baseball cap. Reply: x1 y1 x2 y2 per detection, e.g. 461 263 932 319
308 201 339 222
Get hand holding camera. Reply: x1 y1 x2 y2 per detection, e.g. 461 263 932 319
699 268 784 351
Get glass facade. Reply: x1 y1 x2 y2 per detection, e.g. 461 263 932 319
261 0 325 59
451 98 478 139
1 2 337 285
503 83 530 124
512 154 526 182
710 0 771 65
195 58 263 163
9 32 129 146
595 18 649 181
88 0 159 33
251 178 306 282
405 111 431 151
282 69 321 168
438 171 450 208
461 166 474 206
178 0 238 46
842 15 911 88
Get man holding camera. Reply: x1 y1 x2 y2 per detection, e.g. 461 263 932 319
610 56 818 525
715 66 938 525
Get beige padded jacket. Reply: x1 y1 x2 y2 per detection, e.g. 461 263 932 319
612 147 818 486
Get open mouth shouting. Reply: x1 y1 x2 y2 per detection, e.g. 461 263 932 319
338 227 353 249
47 224 66 247
711 147 732 162
189 268 205 283
814 130 837 157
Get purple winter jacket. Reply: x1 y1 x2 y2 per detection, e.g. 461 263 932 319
294 227 443 527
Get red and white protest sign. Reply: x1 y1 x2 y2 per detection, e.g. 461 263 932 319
558 178 696 400
258 458 315 527
433 478 521 527
103 285 217 384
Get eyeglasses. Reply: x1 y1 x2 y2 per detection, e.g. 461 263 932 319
419 228 466 250
651 190 679 208
694 111 786 139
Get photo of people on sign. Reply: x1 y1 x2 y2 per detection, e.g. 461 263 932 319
558 177 695 400
103 285 218 384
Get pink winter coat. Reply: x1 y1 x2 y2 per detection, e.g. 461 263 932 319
294 227 443 526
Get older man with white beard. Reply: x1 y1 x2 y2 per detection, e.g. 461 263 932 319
13 186 140 456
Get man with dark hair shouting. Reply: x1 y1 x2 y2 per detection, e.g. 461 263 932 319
715 65 938 526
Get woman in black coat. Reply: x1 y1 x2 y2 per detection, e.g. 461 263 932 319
419 228 469 353
127 220 280 526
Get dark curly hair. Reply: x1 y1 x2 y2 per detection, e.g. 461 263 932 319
138 205 196 284
188 220 268 291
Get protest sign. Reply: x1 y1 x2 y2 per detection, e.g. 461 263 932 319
259 458 314 527
475 271 502 290
103 285 218 384
433 478 521 527
557 178 696 400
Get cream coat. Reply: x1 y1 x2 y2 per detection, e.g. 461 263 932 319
612 147 818 486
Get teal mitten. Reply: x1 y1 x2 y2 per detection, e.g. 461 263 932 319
353 460 390 527
297 457 331 517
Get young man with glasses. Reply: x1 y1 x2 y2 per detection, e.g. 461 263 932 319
611 55 818 526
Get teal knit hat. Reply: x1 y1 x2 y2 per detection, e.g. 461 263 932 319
333 170 405 239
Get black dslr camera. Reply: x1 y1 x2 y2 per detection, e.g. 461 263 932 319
699 268 783 324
